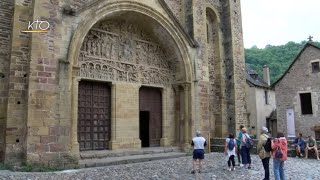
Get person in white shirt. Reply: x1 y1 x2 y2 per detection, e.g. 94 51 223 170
191 130 207 174
225 133 237 171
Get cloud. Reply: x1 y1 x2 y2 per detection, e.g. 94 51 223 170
241 0 320 48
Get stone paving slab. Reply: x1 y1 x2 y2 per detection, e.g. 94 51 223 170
0 152 319 180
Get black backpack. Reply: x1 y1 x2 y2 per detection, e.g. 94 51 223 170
264 135 272 152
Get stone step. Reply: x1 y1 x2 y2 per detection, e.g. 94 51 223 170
80 147 181 159
79 152 186 168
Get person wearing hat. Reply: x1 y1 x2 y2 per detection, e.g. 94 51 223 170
191 130 207 174
257 126 271 180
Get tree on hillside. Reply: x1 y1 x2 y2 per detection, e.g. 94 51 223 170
245 41 320 84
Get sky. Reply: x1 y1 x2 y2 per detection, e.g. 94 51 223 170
240 0 320 48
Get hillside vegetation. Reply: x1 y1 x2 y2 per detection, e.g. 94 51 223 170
245 41 320 84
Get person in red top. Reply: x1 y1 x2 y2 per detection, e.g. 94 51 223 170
271 132 287 180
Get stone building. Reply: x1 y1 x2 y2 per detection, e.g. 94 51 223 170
0 0 247 165
245 64 276 138
273 42 320 140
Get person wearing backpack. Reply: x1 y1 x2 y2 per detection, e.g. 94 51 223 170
240 128 252 169
225 133 237 171
257 127 271 180
271 132 288 180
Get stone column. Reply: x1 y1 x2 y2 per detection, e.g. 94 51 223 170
160 88 169 146
183 84 190 145
109 83 119 149
70 67 80 157
172 85 181 145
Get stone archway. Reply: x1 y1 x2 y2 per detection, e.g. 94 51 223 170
67 2 194 154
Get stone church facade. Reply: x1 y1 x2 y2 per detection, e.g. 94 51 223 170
0 0 246 165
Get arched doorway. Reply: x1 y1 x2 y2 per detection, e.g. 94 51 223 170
68 2 193 153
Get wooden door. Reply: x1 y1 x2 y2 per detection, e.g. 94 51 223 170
78 81 111 151
139 87 162 147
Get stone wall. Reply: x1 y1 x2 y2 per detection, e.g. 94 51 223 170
164 0 182 22
0 0 15 162
275 45 320 138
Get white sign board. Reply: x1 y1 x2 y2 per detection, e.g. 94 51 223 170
286 108 295 137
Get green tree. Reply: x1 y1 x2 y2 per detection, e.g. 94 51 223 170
245 41 320 84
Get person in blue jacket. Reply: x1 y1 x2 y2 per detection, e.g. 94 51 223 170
291 133 305 158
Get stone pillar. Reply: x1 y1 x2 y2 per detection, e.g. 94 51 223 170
4 0 33 164
0 0 14 162
160 88 169 146
182 83 192 151
221 0 247 135
109 83 141 149
172 85 181 145
109 83 119 149
70 69 80 157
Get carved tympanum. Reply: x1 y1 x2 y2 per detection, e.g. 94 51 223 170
78 20 175 86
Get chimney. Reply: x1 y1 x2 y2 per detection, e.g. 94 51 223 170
263 65 270 86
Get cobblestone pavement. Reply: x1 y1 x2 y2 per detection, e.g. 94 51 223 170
0 152 319 180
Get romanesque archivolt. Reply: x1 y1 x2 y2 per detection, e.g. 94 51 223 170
78 20 176 86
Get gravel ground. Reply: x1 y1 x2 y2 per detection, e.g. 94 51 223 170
0 152 319 180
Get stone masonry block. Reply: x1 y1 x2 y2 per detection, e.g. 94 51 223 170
49 143 66 152
37 127 49 136
37 71 52 77
40 136 57 144
35 143 49 153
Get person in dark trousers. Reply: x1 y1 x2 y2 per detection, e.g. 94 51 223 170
236 125 244 166
225 133 237 171
240 127 251 169
257 127 271 180
191 130 207 174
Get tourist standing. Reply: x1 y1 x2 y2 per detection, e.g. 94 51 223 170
237 125 244 166
225 133 237 171
257 127 271 180
272 132 287 180
191 130 207 174
240 128 252 169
